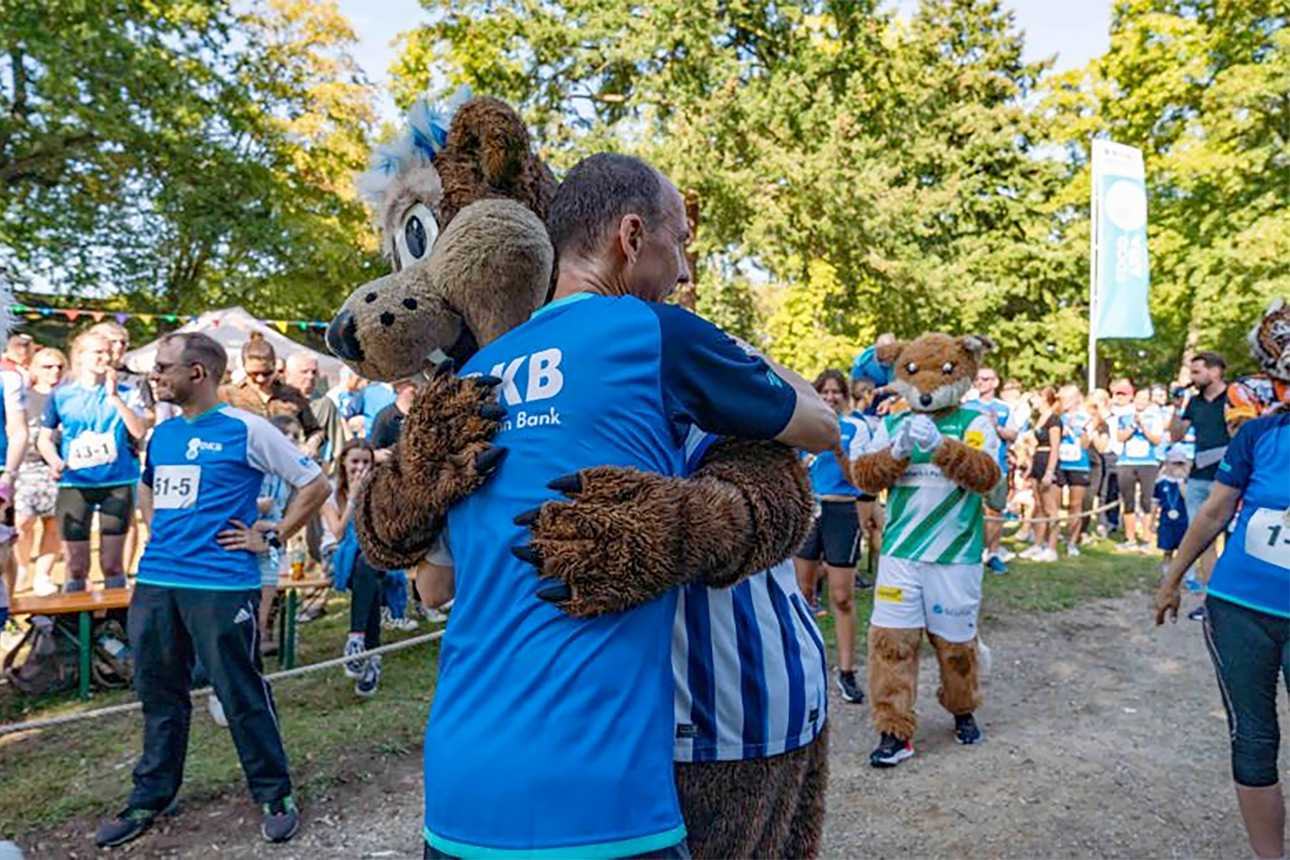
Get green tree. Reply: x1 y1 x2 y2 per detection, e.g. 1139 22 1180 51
0 0 380 321
1045 0 1289 382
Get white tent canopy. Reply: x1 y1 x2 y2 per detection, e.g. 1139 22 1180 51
124 306 344 385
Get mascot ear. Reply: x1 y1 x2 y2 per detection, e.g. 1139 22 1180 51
959 335 995 361
875 340 906 365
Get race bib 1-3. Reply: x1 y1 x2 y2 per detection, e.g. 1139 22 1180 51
1058 441 1082 463
1125 437 1152 459
153 465 200 510
1245 507 1290 571
66 431 117 471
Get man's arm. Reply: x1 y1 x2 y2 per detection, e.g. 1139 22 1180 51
3 407 26 485
1156 483 1240 624
36 428 63 479
650 303 839 453
138 482 155 528
275 473 330 541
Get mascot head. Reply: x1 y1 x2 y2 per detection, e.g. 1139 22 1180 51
1248 299 1290 383
877 333 993 413
327 93 556 381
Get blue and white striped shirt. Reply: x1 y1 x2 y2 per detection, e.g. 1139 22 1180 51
672 429 829 763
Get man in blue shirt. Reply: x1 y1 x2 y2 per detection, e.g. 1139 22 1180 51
95 333 328 850
419 154 837 859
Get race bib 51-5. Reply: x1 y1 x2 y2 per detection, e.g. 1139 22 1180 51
1245 507 1290 571
153 465 200 510
66 431 117 471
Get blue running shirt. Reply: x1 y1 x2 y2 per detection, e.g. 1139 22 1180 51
673 429 828 763
1117 409 1164 467
424 293 797 858
1059 411 1091 471
971 397 1013 472
806 415 868 498
42 380 145 487
136 405 321 590
0 369 26 473
1208 414 1290 618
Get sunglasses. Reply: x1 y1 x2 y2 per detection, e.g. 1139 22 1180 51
36 363 63 370
247 370 275 380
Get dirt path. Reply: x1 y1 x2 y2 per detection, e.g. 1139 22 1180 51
23 591 1284 858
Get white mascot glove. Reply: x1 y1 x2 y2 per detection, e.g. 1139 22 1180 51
907 414 945 454
888 418 917 460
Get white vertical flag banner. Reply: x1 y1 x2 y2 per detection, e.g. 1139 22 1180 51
1090 140 1153 339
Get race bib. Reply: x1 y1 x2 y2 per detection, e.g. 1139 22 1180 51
153 465 200 510
1125 438 1152 459
1059 441 1082 463
66 431 117 471
1245 507 1290 570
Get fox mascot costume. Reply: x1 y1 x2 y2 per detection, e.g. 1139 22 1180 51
851 333 1005 767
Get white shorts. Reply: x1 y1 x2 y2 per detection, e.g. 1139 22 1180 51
870 555 983 642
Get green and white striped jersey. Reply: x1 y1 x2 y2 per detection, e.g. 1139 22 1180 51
869 408 1000 565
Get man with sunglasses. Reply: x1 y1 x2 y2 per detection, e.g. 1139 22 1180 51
220 334 323 456
96 332 328 849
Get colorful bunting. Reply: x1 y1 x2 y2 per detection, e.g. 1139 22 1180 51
9 305 332 333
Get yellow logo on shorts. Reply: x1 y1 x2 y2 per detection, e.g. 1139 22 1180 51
876 586 903 603
965 430 985 450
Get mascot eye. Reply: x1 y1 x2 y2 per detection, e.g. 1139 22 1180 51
942 362 955 374
393 202 440 268
906 362 918 374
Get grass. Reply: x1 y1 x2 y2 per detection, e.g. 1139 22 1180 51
0 595 438 840
0 533 1161 842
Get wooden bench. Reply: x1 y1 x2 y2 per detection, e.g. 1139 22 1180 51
9 588 133 701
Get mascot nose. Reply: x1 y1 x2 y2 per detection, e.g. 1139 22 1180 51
326 309 364 363
920 393 934 408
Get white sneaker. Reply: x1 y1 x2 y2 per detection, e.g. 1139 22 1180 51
421 607 448 624
1037 547 1060 563
343 634 367 679
1066 543 1081 558
1018 545 1042 560
393 616 419 632
207 693 228 727
1118 541 1139 553
997 548 1016 563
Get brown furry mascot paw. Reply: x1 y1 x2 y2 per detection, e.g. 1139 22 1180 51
355 368 508 570
516 439 813 617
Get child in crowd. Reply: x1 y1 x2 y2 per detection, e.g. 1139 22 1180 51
257 415 305 655
1153 446 1191 574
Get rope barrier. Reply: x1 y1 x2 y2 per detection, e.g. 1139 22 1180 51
0 629 444 738
983 499 1121 525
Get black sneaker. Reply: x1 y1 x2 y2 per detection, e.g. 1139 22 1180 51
261 795 300 843
1188 606 1206 622
94 798 177 848
870 733 915 768
854 575 871 589
955 713 982 745
836 669 865 704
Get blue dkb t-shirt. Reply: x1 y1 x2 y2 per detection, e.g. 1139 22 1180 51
42 380 145 487
423 293 797 858
137 405 321 590
1208 414 1290 618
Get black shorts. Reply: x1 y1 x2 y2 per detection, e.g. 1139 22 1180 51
1057 468 1090 487
1116 464 1159 513
796 500 861 568
56 484 135 542
1030 451 1052 481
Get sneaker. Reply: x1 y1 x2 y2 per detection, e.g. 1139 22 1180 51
954 713 982 744
986 555 1008 575
95 799 177 848
356 654 382 698
379 606 395 631
836 669 865 704
343 634 367 680
870 733 915 768
997 547 1016 563
1066 543 1081 558
261 796 300 843
421 606 448 624
393 615 419 632
1018 545 1042 560
1118 541 1140 553
1036 547 1059 563
854 575 871 590
1188 606 1206 622
1138 543 1157 555
207 693 228 727
1015 529 1034 543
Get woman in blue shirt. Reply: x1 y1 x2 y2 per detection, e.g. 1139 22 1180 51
1116 389 1165 551
36 331 146 591
1156 413 1289 860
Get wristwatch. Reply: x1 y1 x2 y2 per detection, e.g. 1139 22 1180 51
265 532 282 550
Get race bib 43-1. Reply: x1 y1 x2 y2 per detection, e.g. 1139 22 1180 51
153 465 200 510
66 431 118 471
1245 507 1290 571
